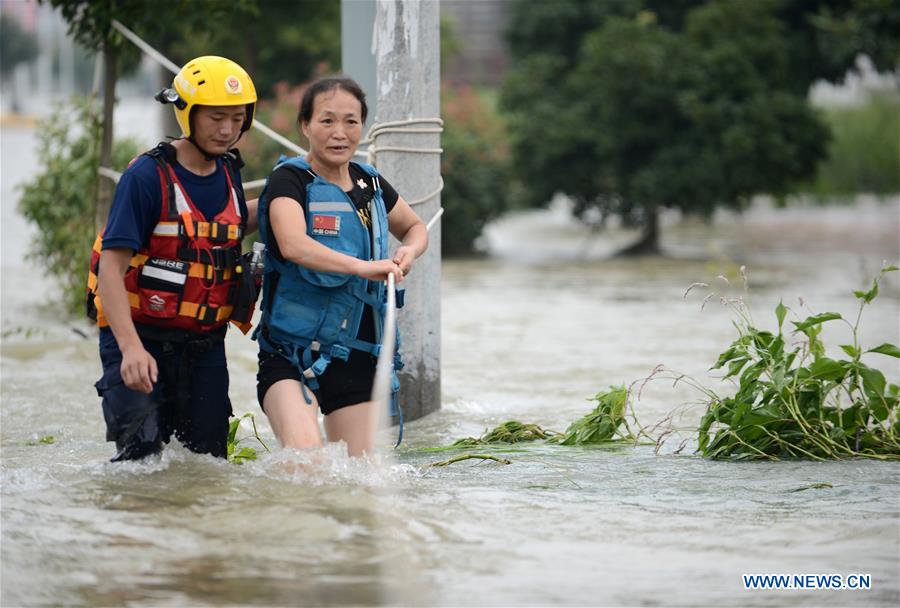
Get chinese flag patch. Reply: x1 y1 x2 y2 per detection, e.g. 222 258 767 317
311 214 340 236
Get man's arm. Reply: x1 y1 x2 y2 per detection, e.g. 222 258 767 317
97 248 157 393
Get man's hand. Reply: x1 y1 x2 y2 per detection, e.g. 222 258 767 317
120 344 158 394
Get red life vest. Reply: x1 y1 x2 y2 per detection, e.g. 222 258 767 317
86 145 253 335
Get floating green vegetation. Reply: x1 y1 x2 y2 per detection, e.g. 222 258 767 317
427 454 512 467
683 265 899 461
25 435 55 446
788 483 834 492
549 386 640 445
452 420 562 447
420 386 645 466
227 413 270 465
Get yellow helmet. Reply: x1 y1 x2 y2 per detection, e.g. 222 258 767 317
157 56 257 138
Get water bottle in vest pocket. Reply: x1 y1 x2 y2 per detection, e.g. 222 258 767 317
136 258 189 319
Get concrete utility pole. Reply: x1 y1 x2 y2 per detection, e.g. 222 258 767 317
342 0 442 422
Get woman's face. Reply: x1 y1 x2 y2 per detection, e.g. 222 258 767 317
301 88 363 169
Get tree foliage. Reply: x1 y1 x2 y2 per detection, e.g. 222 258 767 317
165 0 339 97
500 0 900 252
440 86 512 256
18 98 140 314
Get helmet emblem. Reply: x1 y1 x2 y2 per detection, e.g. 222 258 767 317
225 75 242 94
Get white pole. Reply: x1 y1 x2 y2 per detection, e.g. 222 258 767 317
372 0 442 423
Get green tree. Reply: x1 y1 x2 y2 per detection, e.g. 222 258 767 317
500 0 900 254
440 86 511 256
166 0 340 97
18 98 140 314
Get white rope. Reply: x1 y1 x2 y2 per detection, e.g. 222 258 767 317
243 178 267 190
370 271 397 435
360 118 444 164
362 117 444 209
98 166 122 183
425 207 444 232
111 19 180 74
369 205 442 442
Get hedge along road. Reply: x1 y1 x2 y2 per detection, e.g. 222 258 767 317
2 119 899 606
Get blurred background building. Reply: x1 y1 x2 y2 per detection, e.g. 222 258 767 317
441 0 509 86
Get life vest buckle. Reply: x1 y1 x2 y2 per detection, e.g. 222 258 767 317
330 344 351 360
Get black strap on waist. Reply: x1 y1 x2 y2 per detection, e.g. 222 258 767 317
177 245 242 270
135 323 227 344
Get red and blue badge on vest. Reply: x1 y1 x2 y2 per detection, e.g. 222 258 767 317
311 214 341 236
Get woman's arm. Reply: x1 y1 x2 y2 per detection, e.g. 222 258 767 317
387 196 428 275
269 196 403 282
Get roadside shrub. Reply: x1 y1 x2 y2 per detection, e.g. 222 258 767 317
440 85 512 256
18 96 141 315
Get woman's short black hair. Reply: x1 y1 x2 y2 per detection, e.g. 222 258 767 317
298 76 368 125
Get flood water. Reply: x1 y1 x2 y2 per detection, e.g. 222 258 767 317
2 120 899 607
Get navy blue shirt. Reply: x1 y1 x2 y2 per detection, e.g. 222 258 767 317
102 151 247 252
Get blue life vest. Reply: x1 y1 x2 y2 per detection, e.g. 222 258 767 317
254 156 404 426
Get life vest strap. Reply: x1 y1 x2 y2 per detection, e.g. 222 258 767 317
124 292 234 324
181 220 242 243
176 245 241 270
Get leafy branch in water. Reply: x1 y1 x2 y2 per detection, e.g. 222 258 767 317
549 385 643 445
421 386 647 461
451 420 562 447
427 454 512 467
227 413 270 464
679 264 900 461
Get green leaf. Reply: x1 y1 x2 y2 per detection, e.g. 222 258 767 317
840 344 860 358
858 365 886 401
854 278 879 303
881 264 898 273
792 312 842 331
775 300 787 331
227 417 241 445
807 357 846 381
866 343 900 358
724 357 749 379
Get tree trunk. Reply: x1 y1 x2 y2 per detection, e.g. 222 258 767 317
95 42 118 234
619 203 661 256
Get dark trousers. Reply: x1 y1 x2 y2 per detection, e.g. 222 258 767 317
95 327 232 461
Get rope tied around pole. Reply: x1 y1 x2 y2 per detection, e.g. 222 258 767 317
360 118 444 207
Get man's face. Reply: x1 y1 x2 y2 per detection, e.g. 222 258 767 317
191 105 246 154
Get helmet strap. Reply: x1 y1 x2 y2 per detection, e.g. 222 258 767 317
186 135 218 162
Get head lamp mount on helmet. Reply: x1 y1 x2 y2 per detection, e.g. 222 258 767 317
155 88 187 110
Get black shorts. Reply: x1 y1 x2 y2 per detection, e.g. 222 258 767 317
256 348 375 415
